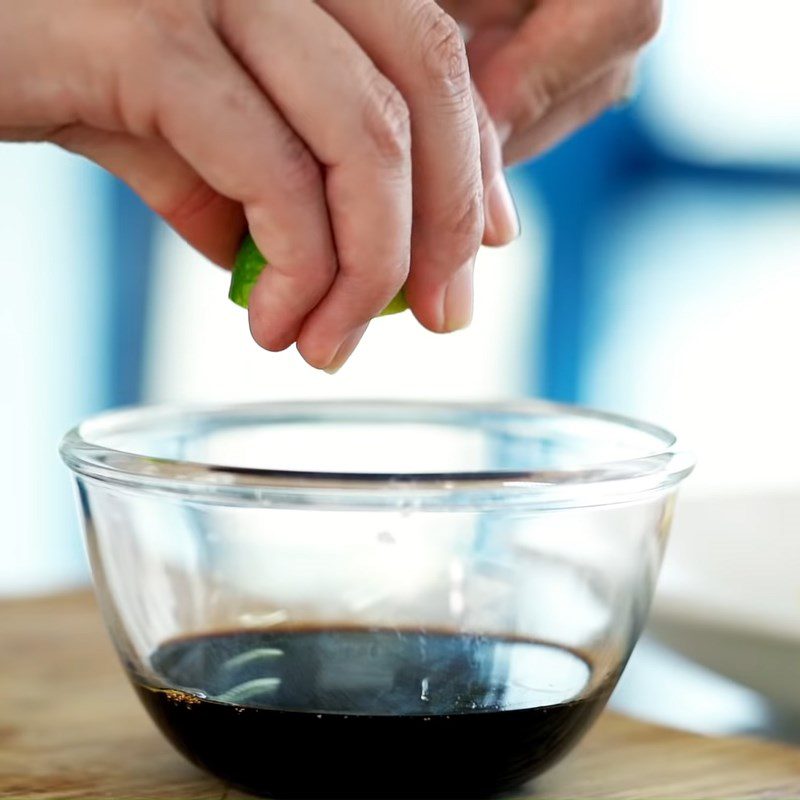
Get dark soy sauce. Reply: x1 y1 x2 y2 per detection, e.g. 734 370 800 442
131 628 615 798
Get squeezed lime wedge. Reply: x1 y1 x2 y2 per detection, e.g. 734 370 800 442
228 234 265 308
229 234 409 316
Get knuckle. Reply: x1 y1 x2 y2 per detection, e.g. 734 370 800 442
215 80 260 123
416 5 471 96
362 78 411 163
132 1 212 135
443 189 483 260
629 0 662 46
136 0 209 60
277 135 323 195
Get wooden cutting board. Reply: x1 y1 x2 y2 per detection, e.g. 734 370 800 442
1 591 799 799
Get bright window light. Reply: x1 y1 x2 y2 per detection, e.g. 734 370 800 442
640 0 800 166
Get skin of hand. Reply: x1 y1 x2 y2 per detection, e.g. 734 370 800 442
0 0 659 372
438 0 662 163
0 0 518 373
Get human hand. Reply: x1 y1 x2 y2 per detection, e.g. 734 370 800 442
0 0 519 371
439 0 661 163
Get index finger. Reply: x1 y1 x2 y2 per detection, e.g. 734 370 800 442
471 0 661 141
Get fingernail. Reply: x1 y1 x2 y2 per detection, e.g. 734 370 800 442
484 173 520 246
322 324 368 374
443 264 474 333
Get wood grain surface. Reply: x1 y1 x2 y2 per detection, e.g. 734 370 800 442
1 591 799 799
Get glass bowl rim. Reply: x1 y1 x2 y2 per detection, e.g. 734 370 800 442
60 399 694 510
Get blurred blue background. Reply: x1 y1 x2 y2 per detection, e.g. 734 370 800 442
2 0 799 746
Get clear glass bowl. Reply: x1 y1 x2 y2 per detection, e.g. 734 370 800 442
61 400 693 798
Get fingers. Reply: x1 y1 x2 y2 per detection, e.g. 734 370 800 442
503 61 636 164
471 88 519 246
471 0 661 152
134 10 338 354
49 126 245 267
319 0 492 333
215 0 412 367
